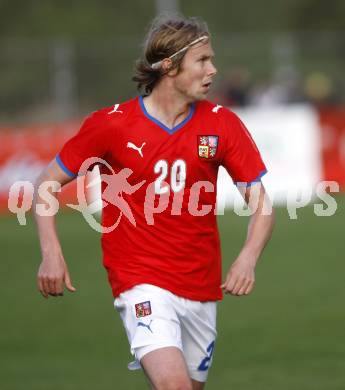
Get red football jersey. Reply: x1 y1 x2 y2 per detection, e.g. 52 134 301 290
57 96 267 301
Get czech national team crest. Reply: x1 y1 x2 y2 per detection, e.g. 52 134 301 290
135 301 152 318
198 135 219 159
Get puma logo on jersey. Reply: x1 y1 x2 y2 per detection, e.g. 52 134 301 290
127 141 146 157
137 319 153 333
212 104 222 113
108 104 123 114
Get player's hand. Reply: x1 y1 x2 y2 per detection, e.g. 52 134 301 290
221 253 257 296
37 253 76 298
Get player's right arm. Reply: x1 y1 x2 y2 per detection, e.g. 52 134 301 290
33 159 76 298
33 108 113 298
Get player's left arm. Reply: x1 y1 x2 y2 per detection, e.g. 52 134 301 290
221 182 275 296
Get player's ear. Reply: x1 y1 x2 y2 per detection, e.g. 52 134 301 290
167 67 179 76
161 58 173 72
161 58 179 77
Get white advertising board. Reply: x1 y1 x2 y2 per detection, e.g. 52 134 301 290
216 104 322 207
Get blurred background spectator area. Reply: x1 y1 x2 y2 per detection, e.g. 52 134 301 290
0 0 344 124
0 0 345 205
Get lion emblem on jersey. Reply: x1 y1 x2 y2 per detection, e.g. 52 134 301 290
197 135 219 159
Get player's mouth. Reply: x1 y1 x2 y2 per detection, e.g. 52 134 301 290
202 81 212 90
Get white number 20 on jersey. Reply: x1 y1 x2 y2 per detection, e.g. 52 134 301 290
154 159 186 194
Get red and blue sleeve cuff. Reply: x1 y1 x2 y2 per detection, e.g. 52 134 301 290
55 155 78 178
234 169 267 187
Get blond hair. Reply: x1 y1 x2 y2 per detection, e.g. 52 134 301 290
133 15 210 94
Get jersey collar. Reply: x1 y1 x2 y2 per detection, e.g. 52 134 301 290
139 95 195 135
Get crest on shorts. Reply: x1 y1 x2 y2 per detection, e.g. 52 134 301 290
135 301 152 318
198 135 219 158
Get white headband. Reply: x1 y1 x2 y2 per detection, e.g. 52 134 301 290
151 35 209 70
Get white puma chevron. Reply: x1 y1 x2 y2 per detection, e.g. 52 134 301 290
127 141 146 158
212 104 222 113
108 103 123 114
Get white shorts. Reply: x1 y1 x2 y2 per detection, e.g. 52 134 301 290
114 284 217 382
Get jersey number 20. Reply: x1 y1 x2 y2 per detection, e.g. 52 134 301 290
154 159 186 194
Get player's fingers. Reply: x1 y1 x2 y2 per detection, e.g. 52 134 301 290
48 278 58 296
220 276 230 290
244 280 255 295
221 277 234 294
37 277 48 298
41 277 51 298
231 277 246 295
55 278 64 296
64 270 76 292
225 274 238 293
221 274 232 288
50 279 63 297
237 279 252 296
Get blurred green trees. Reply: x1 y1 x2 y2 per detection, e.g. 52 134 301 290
0 0 344 123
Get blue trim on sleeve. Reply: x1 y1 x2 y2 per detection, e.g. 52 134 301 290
139 95 195 135
56 155 78 178
235 169 267 187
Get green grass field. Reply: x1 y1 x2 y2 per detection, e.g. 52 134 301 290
1 197 345 390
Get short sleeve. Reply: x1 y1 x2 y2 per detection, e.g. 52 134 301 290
57 111 111 177
221 109 267 186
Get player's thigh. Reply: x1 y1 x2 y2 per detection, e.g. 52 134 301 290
115 284 181 350
141 346 193 390
180 301 217 383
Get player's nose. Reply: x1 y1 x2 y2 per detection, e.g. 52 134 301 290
208 61 217 77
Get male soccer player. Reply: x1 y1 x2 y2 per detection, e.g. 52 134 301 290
34 15 275 390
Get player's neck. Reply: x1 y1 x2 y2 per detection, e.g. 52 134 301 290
142 85 193 130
